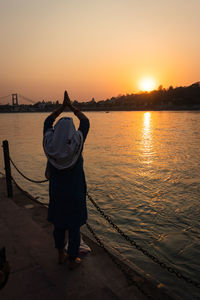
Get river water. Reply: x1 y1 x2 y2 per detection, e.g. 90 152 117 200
0 111 200 299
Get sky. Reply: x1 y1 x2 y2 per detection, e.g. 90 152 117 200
0 0 200 102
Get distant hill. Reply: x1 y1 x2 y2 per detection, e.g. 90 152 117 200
72 82 200 111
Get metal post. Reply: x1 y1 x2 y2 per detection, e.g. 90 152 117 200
2 140 13 198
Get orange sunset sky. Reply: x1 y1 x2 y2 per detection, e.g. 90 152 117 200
0 0 200 102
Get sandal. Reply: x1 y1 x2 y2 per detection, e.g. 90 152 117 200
68 257 82 270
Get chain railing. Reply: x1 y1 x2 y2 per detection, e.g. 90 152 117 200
87 192 200 289
10 174 48 208
9 157 48 183
6 155 200 289
2 140 200 291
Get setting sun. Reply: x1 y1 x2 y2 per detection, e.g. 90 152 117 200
139 77 157 92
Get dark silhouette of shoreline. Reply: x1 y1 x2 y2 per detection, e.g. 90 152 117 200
0 82 200 112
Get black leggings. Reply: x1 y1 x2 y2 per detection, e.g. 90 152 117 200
53 226 80 259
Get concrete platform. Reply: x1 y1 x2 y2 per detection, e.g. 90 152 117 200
0 177 174 300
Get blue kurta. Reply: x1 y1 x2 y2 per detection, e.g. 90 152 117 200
43 115 90 228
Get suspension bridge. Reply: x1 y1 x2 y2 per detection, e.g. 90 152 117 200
0 94 38 106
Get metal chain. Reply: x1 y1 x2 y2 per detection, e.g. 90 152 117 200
9 157 48 183
11 175 48 208
86 222 154 300
87 192 200 289
1 165 47 207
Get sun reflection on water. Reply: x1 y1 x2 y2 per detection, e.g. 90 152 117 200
143 112 152 146
144 112 151 128
140 112 155 168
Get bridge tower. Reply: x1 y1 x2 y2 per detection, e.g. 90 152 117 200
12 94 19 106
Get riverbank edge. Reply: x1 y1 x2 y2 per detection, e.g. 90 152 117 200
0 107 200 113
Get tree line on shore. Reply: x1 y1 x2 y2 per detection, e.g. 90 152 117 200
0 82 200 112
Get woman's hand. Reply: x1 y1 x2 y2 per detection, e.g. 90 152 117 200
63 91 71 107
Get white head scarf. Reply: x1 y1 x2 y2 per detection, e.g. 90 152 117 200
43 117 83 170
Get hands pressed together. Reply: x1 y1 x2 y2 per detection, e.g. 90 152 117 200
62 90 80 115
63 91 72 107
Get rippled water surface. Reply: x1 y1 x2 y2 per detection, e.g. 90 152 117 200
0 111 200 299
